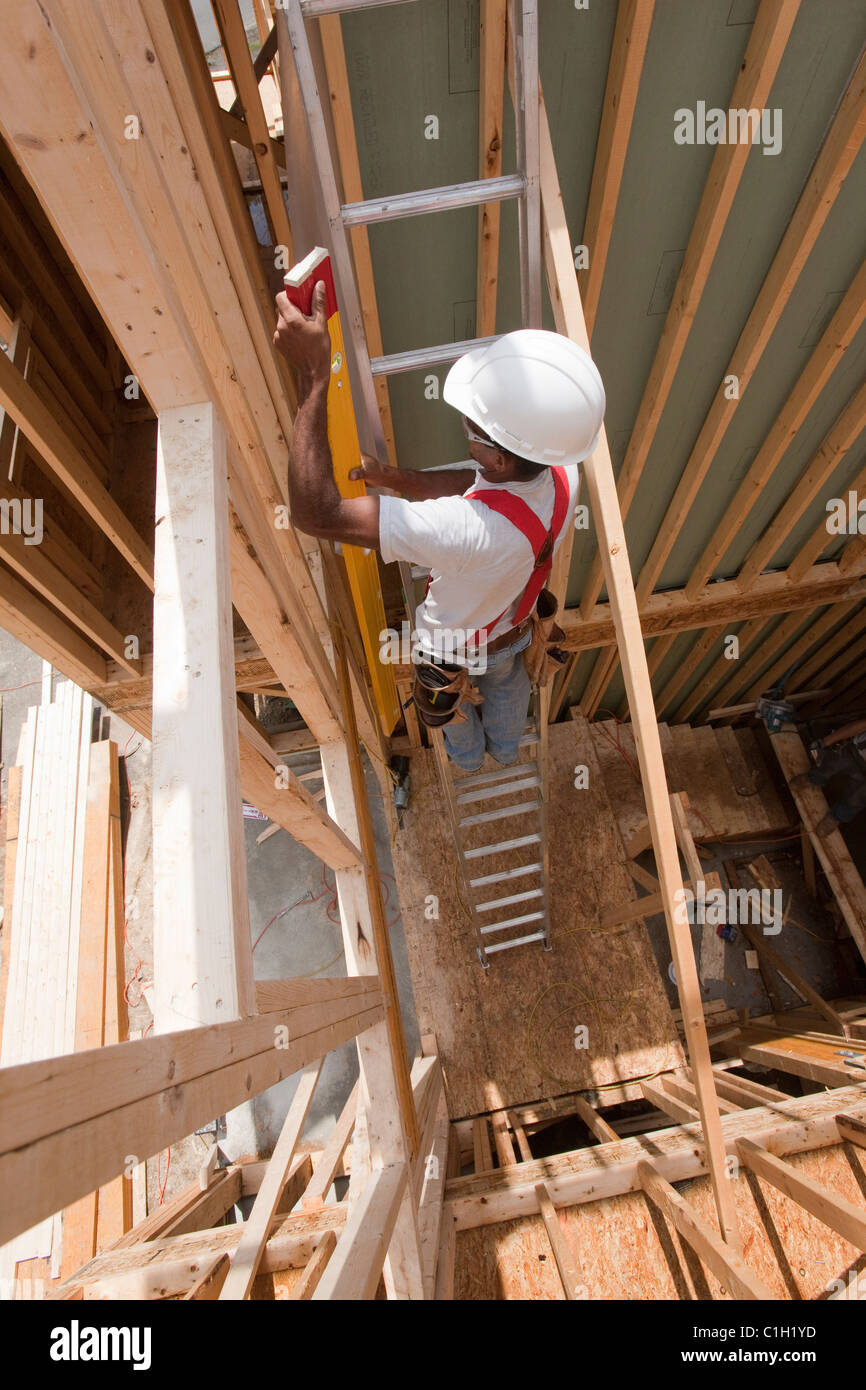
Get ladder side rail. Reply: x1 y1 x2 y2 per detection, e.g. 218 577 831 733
278 0 417 619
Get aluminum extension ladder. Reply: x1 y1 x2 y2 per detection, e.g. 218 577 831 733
279 0 542 456
279 0 548 963
431 682 552 967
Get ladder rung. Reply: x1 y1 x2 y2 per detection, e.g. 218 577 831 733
477 888 543 912
453 761 536 790
341 174 525 228
458 800 537 829
480 911 545 935
456 776 540 805
300 0 415 16
371 335 498 378
484 931 547 955
464 833 541 860
469 862 542 888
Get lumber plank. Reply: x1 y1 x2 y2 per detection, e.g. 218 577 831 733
312 1163 407 1301
476 0 507 338
578 0 655 335
735 1137 866 1250
237 737 362 872
220 1062 322 1299
0 562 108 688
182 1252 231 1301
301 1081 359 1209
637 1161 777 1300
0 346 153 586
152 403 254 1030
444 1084 866 1232
835 1111 866 1150
768 729 866 965
0 995 383 1247
288 1230 337 1300
534 1181 587 1300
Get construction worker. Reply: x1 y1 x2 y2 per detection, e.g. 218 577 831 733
274 280 605 771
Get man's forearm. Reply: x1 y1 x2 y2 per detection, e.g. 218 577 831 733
383 466 476 500
288 370 342 529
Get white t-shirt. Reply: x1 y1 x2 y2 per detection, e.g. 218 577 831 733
378 463 579 667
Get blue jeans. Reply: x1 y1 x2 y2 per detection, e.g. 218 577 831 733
441 630 532 771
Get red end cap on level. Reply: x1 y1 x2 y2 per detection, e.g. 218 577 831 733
283 246 338 320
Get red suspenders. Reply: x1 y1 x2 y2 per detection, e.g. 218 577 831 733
462 466 570 645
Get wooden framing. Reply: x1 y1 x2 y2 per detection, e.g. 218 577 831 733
2 0 866 1303
152 402 255 1030
578 0 801 711
578 0 655 336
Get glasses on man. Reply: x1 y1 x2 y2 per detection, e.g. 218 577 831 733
462 416 495 447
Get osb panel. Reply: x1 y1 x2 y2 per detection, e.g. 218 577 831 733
590 719 789 847
453 1142 866 1300
391 717 683 1119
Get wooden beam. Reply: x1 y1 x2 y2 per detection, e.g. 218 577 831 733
835 1111 866 1150
219 105 286 169
641 76 866 608
54 1205 349 1298
417 1092 450 1299
0 508 140 676
221 1061 322 1299
301 1081 359 1209
768 729 866 965
211 0 293 257
288 1230 337 1299
0 560 108 687
558 563 866 654
476 0 507 339
641 1078 700 1125
578 0 801 621
735 1137 866 1250
0 346 153 587
637 1160 777 1299
183 1252 231 1300
444 1083 866 1231
0 982 383 1248
237 736 362 871
312 1163 407 1301
534 1181 587 1300
151 404 254 1031
737 376 866 590
579 0 654 336
562 287 741 1250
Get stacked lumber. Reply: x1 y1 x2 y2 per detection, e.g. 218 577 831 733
0 682 129 1286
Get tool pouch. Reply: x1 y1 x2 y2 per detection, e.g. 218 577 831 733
523 587 569 687
412 660 484 728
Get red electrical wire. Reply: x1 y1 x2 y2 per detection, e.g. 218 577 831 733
593 709 643 784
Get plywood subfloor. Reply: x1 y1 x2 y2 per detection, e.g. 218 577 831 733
587 718 790 848
391 716 684 1119
454 1140 866 1300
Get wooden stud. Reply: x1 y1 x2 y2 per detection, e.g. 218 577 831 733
301 1081 359 1209
534 1182 587 1300
579 0 654 335
637 1160 777 1300
735 1136 866 1250
476 0 508 339
578 0 801 623
288 1230 337 1299
220 1061 322 1300
312 1163 407 1301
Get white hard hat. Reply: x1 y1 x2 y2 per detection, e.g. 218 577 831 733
443 329 605 467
